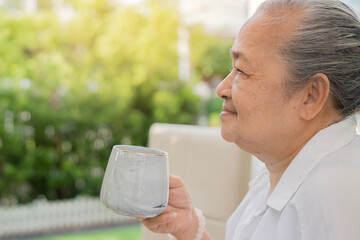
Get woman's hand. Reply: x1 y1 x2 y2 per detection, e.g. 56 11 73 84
139 175 199 240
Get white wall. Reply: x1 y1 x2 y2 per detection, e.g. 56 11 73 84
177 0 248 36
248 0 265 17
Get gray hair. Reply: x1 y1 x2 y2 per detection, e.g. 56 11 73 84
258 0 360 117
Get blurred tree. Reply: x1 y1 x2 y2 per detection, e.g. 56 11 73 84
189 25 233 80
189 25 233 127
0 0 202 203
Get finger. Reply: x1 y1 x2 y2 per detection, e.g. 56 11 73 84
169 175 184 189
137 205 172 222
147 212 178 233
168 175 192 209
138 206 172 223
162 205 172 214
142 212 178 232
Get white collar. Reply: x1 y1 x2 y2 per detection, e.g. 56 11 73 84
266 116 358 211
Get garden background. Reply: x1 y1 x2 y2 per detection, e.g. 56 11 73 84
1 0 359 239
0 0 233 207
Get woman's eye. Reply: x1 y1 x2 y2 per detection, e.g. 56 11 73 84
230 67 244 75
236 68 243 74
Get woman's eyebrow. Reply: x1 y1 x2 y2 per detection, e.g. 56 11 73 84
230 49 250 64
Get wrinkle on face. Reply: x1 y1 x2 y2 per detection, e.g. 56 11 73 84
218 9 307 157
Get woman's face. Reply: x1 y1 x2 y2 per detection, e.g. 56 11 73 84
216 12 303 158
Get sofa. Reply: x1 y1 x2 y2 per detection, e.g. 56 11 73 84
141 123 252 240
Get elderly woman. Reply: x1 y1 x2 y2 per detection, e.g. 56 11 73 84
140 0 360 239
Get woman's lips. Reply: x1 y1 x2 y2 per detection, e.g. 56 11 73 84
220 107 237 118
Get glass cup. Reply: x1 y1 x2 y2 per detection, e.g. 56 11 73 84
100 145 169 218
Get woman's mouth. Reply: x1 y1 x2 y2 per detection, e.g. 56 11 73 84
220 107 237 118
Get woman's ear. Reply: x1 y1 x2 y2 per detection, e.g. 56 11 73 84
299 73 330 121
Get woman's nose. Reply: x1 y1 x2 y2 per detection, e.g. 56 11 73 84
216 74 232 99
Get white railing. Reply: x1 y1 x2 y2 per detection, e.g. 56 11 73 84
0 196 137 239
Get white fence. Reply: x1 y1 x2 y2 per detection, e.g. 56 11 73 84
0 196 137 239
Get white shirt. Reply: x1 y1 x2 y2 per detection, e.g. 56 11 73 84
225 116 360 240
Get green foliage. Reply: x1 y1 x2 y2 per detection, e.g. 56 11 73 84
189 26 233 126
189 25 233 79
0 1 201 204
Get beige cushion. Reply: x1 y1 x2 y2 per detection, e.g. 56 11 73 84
141 123 251 240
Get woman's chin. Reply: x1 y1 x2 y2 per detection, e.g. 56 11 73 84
220 127 237 143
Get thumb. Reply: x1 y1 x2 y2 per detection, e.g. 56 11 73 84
169 175 185 189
